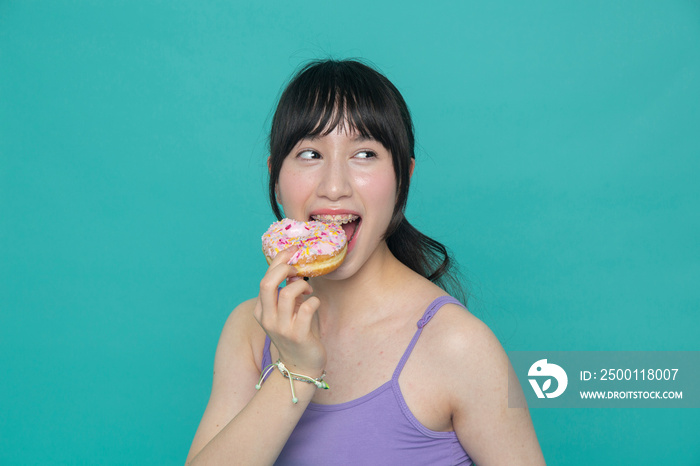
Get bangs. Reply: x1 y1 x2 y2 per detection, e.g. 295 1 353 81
293 82 386 143
271 60 409 158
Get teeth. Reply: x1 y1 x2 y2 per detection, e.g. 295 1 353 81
311 214 359 225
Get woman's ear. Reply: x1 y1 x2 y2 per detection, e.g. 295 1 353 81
409 158 415 179
267 157 272 174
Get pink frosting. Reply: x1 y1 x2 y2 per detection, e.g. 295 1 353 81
262 218 347 264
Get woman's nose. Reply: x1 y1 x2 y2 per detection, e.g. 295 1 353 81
316 159 352 201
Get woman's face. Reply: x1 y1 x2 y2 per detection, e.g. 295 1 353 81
276 125 398 278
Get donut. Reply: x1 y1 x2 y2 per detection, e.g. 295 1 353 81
261 218 348 277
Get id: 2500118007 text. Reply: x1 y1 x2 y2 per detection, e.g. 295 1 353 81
581 369 678 381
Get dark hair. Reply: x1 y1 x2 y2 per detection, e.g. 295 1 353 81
268 59 466 304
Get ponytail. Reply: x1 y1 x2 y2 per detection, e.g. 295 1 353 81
386 217 468 306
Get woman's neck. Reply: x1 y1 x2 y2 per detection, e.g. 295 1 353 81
309 242 417 332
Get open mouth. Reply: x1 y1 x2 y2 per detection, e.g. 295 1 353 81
311 214 361 248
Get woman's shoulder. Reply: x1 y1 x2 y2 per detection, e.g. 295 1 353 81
418 301 515 432
221 297 259 337
427 296 489 334
398 274 477 333
399 288 510 430
394 274 498 358
414 302 545 463
413 292 509 386
426 299 505 361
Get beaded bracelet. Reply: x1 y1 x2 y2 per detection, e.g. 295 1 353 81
255 359 329 404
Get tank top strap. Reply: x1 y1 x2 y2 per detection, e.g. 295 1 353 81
391 296 465 380
262 335 273 368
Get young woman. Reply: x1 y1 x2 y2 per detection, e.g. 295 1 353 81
186 59 545 465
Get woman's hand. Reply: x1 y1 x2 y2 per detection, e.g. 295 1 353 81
185 248 326 466
253 246 326 375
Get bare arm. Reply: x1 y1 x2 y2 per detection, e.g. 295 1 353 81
447 317 546 465
186 248 326 465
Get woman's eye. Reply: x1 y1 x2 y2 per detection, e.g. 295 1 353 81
355 151 377 159
298 150 321 160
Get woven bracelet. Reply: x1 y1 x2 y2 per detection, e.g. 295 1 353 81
255 359 329 404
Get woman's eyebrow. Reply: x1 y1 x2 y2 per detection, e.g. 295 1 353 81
352 134 376 142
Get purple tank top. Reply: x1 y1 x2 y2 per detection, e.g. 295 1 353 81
262 296 473 465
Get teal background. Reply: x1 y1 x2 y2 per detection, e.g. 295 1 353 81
1 1 698 464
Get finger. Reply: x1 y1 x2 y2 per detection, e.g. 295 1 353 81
294 296 321 338
276 279 313 325
269 245 300 269
259 247 300 317
286 275 313 292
